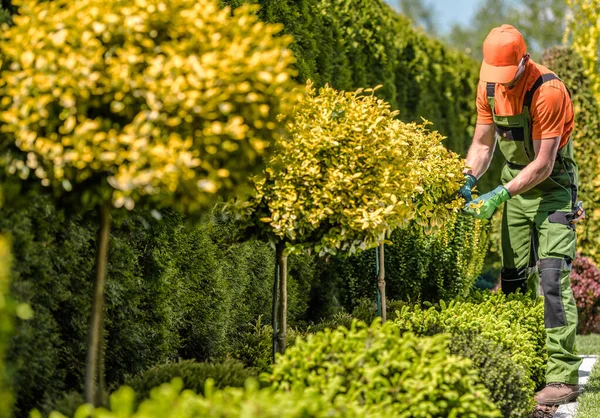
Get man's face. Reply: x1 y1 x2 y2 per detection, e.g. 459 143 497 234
501 56 527 89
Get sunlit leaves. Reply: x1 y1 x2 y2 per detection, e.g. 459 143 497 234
227 82 464 255
0 0 298 211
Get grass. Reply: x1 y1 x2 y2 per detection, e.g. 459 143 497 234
576 334 600 355
575 359 600 418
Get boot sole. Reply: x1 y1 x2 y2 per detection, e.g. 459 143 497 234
535 392 580 406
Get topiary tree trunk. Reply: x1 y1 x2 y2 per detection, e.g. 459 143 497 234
85 201 111 405
377 243 386 322
272 241 288 360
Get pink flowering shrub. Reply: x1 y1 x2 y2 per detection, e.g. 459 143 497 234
570 254 600 334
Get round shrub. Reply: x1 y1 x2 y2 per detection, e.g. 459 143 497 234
121 359 257 402
0 0 298 212
570 254 600 334
266 319 501 417
393 291 547 394
450 332 534 418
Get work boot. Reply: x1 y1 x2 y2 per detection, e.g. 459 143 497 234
534 383 579 405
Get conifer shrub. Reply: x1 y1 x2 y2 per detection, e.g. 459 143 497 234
121 360 257 403
266 320 501 417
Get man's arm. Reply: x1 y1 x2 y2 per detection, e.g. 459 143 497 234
504 136 559 196
463 123 496 179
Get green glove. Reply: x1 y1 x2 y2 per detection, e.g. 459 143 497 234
463 185 511 219
458 174 478 203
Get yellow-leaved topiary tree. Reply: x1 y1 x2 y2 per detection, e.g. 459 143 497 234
0 0 298 405
226 81 464 356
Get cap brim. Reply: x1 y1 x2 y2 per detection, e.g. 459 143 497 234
479 60 518 83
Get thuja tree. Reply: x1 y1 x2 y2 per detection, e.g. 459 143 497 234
0 0 297 405
226 82 464 355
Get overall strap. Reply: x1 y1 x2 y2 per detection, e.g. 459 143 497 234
486 82 495 100
524 73 561 108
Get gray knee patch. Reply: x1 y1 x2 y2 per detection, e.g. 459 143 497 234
540 258 568 328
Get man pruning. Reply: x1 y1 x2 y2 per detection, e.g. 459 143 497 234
460 24 582 405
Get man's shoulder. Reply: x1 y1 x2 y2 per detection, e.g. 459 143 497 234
528 61 569 99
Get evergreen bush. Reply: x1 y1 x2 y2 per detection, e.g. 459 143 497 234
266 320 501 417
393 291 547 396
121 360 257 402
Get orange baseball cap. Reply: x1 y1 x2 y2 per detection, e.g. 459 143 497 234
480 24 527 83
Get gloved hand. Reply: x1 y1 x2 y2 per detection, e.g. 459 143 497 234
463 185 511 219
458 174 478 203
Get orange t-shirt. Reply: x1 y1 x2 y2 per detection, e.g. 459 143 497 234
476 60 574 149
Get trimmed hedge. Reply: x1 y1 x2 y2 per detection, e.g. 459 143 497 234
2 194 314 416
47 379 374 418
449 332 533 418
226 0 480 160
121 360 257 403
311 214 490 316
392 291 546 407
541 47 600 264
266 320 501 417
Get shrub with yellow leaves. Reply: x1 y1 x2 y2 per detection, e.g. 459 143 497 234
225 81 464 355
565 0 600 104
0 0 297 211
0 0 298 406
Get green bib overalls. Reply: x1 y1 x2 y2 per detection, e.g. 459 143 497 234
487 74 582 385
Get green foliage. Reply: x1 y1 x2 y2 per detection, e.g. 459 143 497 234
121 360 257 403
227 82 464 255
266 320 500 417
449 332 534 418
0 236 13 418
45 379 374 418
393 291 547 397
0 0 298 212
541 46 600 264
1 194 316 416
312 213 490 313
575 359 600 418
225 0 479 160
565 0 600 104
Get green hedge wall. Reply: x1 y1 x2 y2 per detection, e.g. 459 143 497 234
2 194 314 416
225 0 480 160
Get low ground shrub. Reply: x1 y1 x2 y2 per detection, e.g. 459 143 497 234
570 255 600 334
266 319 501 417
121 360 257 402
393 291 546 397
450 332 534 418
43 378 374 418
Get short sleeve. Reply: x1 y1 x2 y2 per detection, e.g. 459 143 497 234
476 81 494 125
531 85 567 140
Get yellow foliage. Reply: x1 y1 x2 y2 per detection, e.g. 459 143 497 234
565 0 600 103
0 0 298 211
227 82 464 255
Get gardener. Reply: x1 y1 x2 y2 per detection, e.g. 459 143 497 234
460 24 582 405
